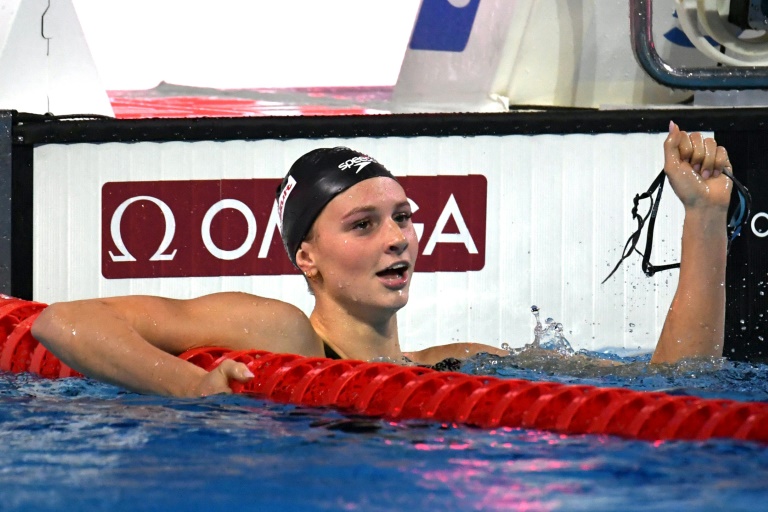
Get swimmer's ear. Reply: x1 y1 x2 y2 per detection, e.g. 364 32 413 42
295 242 317 276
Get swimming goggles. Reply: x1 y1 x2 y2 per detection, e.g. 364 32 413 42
602 168 751 284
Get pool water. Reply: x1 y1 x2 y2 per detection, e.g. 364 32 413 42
1 351 767 512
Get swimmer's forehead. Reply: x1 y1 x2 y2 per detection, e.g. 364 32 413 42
325 177 407 213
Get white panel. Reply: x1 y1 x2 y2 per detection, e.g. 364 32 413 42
393 0 526 112
0 0 112 115
34 132 685 354
71 0 420 90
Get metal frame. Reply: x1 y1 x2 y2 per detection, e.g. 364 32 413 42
0 110 33 299
630 0 768 89
0 111 12 294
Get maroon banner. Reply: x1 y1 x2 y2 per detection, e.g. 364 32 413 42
101 176 486 278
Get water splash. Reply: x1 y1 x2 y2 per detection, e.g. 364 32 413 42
529 305 575 356
502 306 575 353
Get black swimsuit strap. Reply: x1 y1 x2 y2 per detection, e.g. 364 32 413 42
322 341 460 372
323 342 343 360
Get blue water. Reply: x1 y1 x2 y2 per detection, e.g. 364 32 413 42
1 352 767 512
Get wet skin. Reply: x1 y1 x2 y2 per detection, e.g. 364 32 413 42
297 177 420 322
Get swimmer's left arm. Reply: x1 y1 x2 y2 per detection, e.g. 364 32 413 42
405 342 509 366
652 123 731 364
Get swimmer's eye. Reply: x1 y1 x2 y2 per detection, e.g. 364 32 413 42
394 212 412 224
352 219 372 231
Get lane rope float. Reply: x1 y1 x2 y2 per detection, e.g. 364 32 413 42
1 296 766 443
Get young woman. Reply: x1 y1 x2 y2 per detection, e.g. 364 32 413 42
31 122 733 397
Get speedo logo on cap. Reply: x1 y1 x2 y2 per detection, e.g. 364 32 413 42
338 155 376 174
277 175 297 231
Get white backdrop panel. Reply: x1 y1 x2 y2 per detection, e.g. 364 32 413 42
33 132 685 353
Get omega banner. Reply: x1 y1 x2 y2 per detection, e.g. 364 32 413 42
101 176 487 279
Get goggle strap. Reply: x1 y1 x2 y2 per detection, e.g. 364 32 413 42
601 172 664 284
603 168 751 283
640 171 668 277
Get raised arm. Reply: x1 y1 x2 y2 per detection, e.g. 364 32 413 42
652 122 733 364
31 293 323 396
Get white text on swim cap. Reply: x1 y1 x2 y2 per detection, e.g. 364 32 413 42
338 156 375 173
277 175 297 231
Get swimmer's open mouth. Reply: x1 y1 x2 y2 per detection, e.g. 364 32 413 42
376 262 409 278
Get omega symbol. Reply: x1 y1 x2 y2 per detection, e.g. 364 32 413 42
109 196 178 262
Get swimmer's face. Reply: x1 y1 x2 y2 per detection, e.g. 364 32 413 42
297 177 418 314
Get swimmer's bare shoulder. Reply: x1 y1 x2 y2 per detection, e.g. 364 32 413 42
144 292 324 356
405 342 621 368
170 292 324 356
404 342 509 366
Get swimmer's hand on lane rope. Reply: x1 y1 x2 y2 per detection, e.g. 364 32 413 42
664 121 733 211
191 360 254 397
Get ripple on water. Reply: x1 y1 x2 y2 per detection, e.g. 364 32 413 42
462 346 768 402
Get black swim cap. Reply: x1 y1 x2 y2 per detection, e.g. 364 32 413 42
276 147 398 267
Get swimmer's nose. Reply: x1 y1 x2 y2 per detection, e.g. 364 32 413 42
385 219 408 254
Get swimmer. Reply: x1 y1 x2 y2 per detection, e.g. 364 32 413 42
30 122 733 396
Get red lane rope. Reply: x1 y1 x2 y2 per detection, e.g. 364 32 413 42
0 297 81 378
1 297 767 443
